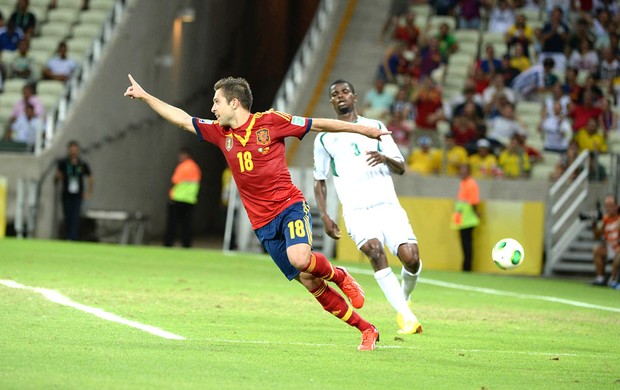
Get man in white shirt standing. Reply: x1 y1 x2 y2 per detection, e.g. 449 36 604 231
314 79 423 335
6 103 41 151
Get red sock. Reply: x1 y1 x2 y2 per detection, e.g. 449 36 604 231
302 252 344 284
310 280 373 332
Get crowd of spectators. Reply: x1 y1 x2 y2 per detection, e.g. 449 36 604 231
369 0 620 182
0 0 82 150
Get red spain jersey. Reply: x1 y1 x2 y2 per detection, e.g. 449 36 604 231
192 110 312 229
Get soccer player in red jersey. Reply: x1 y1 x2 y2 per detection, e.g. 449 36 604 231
124 74 385 350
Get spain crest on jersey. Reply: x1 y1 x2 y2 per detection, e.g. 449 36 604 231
225 135 233 151
256 128 270 145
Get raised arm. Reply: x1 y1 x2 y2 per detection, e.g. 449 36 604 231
310 118 390 140
124 74 195 133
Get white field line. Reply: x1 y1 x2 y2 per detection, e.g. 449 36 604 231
344 266 620 313
0 279 185 340
196 338 589 356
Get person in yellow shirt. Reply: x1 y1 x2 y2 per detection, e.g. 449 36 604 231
508 42 531 73
164 148 202 248
468 138 498 179
575 117 608 154
498 134 531 178
407 135 441 175
438 132 469 175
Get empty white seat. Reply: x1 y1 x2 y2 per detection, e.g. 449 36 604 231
78 9 109 24
29 36 62 54
3 78 27 94
47 7 81 24
72 22 101 39
37 79 65 96
55 0 84 8
39 21 72 39
87 0 115 11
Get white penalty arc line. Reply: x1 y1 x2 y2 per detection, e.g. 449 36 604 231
0 279 185 340
345 266 620 313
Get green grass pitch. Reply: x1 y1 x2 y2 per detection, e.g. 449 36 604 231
1 238 619 389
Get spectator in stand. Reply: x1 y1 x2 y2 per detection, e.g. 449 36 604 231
4 103 41 151
457 0 484 29
478 44 503 80
567 18 595 54
469 138 499 179
362 78 395 121
452 85 485 120
0 20 23 52
436 22 458 62
562 66 582 102
437 132 469 175
569 90 602 132
8 0 36 38
577 73 604 104
598 46 620 87
390 87 414 121
411 75 445 147
508 42 531 73
9 38 33 80
549 141 579 181
574 117 608 153
482 73 516 114
542 82 571 119
8 83 44 131
386 110 414 157
537 6 569 72
568 39 599 74
389 11 421 50
487 102 527 148
377 39 410 84
505 13 535 59
498 133 531 178
446 81 482 118
42 41 78 82
599 97 617 134
595 19 617 52
407 135 440 175
592 9 611 43
451 102 480 148
488 0 515 34
432 0 457 16
418 36 443 78
499 54 521 86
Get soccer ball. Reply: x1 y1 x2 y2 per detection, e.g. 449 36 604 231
492 238 525 270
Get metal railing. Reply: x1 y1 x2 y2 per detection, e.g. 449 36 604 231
543 150 590 276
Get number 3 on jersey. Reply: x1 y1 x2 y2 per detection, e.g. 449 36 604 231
236 151 254 172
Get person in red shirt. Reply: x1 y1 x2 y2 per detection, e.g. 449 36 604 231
124 74 387 351
569 90 602 132
412 76 445 146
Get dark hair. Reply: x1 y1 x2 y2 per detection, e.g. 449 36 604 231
329 79 356 96
543 57 555 67
213 77 253 111
67 140 79 148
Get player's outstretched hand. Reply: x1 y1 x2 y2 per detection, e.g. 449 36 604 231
124 74 146 100
360 125 391 140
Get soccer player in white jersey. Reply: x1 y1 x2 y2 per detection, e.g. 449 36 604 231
313 79 423 334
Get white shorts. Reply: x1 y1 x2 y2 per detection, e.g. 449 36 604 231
343 203 417 256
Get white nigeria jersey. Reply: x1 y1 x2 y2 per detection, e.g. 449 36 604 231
313 116 403 212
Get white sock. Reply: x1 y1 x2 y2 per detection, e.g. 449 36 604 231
374 267 415 321
401 259 422 302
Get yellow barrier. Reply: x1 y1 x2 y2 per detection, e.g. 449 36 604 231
335 196 544 275
0 176 6 239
